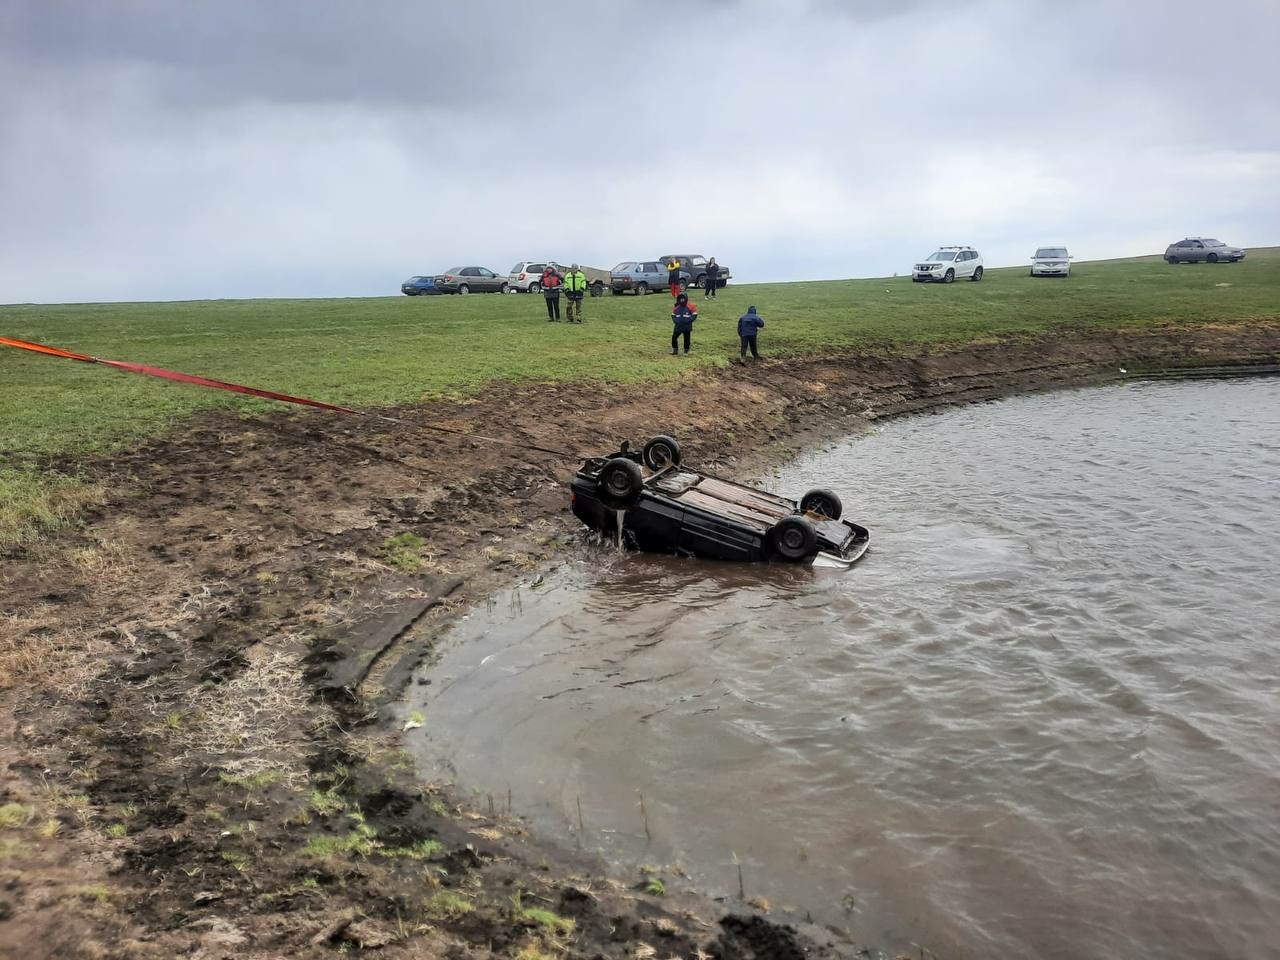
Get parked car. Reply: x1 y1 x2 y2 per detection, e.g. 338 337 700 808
570 436 870 567
1164 238 1246 264
658 254 731 290
1031 246 1072 278
400 275 438 296
912 246 984 283
507 261 561 293
508 261 609 295
610 260 672 295
433 266 509 295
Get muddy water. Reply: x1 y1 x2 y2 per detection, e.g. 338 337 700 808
408 379 1280 960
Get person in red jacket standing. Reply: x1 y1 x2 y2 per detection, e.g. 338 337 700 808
541 264 563 321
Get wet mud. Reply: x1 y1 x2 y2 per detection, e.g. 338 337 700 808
1 322 1278 958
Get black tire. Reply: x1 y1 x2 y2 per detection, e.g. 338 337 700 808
769 516 817 562
635 282 649 296
597 457 644 509
529 281 541 294
971 266 983 281
694 273 706 289
1166 255 1178 264
944 269 955 283
642 435 681 470
498 282 508 294
1207 253 1218 263
589 281 604 297
458 284 470 295
799 488 842 520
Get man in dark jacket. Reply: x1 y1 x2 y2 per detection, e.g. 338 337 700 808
670 292 698 355
738 304 764 360
541 264 563 321
704 257 719 298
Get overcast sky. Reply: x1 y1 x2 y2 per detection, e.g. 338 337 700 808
1 0 1277 303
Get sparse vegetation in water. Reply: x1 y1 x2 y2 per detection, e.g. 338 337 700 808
644 877 666 896
308 787 348 817
512 893 575 938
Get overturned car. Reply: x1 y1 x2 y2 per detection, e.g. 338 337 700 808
570 437 870 568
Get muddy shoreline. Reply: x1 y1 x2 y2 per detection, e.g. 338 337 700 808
2 323 1278 959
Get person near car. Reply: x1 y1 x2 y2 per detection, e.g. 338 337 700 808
564 264 587 323
666 257 682 298
737 304 765 360
705 257 719 299
541 264 563 321
670 292 698 355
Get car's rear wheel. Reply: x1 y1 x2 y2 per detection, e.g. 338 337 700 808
1207 253 1219 263
769 516 818 562
944 269 955 283
598 458 644 509
635 282 649 296
971 266 984 281
1166 255 1179 264
458 284 470 295
529 281 541 294
799 488 842 520
642 435 682 470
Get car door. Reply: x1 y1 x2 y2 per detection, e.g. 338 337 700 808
1189 240 1206 263
476 267 497 292
962 251 977 277
643 261 663 287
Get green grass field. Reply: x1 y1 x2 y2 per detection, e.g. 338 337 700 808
2 249 1277 543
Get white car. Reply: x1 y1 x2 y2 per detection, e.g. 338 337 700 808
912 246 984 283
507 260 566 293
1031 246 1072 277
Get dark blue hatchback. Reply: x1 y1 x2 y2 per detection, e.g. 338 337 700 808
401 276 438 296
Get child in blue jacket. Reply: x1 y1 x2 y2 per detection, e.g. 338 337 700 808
738 305 764 360
671 293 698 355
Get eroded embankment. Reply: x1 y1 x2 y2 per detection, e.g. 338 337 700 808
1 323 1278 960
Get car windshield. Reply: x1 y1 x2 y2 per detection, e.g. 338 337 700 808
1203 239 1225 247
1035 248 1068 259
927 251 956 261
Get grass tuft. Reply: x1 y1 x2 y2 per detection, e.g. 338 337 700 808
422 889 473 920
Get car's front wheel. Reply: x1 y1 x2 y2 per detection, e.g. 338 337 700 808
598 458 644 509
498 282 508 294
800 488 842 520
458 284 470 295
944 269 955 283
529 282 541 294
769 516 818 562
642 435 682 470
971 266 984 281
1207 253 1219 263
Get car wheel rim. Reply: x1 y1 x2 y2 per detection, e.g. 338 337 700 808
782 529 804 551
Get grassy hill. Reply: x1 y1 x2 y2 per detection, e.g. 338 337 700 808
2 249 1278 541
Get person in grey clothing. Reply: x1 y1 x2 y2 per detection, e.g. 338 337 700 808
738 305 764 360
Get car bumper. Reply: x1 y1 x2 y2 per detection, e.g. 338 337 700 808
1031 265 1069 276
912 270 943 281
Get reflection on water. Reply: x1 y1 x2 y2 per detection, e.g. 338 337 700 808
409 379 1280 960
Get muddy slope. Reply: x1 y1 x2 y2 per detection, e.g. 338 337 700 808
1 324 1277 960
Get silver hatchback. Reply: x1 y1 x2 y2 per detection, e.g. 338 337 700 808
1164 238 1246 264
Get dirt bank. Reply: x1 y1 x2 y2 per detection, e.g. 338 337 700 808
2 323 1278 959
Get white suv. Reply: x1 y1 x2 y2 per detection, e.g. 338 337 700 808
507 261 566 293
912 246 984 283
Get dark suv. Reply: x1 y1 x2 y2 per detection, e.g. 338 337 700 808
659 254 730 290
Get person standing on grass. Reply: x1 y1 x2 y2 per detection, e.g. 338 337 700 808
564 264 587 323
670 292 698 355
666 257 682 298
704 257 719 298
541 263 563 321
738 304 764 360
